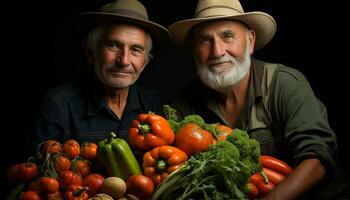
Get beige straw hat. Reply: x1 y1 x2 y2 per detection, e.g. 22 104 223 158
168 0 276 51
76 0 170 50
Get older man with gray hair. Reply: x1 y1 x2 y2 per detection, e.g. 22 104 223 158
28 0 170 151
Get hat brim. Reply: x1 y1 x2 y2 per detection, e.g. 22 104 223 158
168 11 276 51
75 12 171 51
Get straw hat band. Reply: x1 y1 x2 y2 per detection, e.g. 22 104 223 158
104 8 148 20
195 5 243 18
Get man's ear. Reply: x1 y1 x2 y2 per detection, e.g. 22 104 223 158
140 54 152 72
248 30 256 54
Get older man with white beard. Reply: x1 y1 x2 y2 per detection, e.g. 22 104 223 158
169 0 350 199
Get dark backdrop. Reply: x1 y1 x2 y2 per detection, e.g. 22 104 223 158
2 0 348 196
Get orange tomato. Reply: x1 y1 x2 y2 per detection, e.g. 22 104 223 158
63 139 80 159
80 142 98 161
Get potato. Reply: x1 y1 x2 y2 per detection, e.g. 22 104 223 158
100 177 127 199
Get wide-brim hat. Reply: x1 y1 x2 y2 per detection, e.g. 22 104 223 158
168 0 277 51
76 0 170 50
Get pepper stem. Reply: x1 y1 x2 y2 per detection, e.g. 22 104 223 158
138 124 151 135
108 132 117 143
155 159 167 173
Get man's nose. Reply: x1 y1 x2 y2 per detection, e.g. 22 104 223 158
211 39 225 58
118 45 131 66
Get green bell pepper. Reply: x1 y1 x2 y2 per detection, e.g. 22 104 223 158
98 132 142 180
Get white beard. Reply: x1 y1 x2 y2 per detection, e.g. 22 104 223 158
196 40 251 91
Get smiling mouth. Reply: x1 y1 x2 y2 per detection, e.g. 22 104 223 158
209 61 232 68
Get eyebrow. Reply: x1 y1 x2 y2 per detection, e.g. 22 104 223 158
106 39 146 50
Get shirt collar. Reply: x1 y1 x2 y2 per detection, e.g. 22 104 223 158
86 82 142 116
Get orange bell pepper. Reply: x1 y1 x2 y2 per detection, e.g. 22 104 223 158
143 145 188 185
128 113 175 150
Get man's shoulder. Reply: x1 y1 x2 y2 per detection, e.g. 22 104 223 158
256 59 308 82
45 82 85 101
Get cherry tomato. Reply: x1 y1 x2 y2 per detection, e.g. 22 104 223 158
126 175 154 200
42 140 62 154
63 139 81 159
80 142 98 161
17 162 38 182
39 177 59 194
53 154 71 173
59 170 83 189
74 159 91 177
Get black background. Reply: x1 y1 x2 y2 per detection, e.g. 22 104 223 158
2 0 348 196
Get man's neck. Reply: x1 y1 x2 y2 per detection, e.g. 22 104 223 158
218 70 250 127
104 87 129 119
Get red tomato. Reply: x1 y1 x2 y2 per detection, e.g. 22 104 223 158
17 162 38 182
80 142 98 161
59 170 83 190
42 140 62 154
74 159 91 177
53 154 71 173
39 177 59 194
63 139 81 159
83 173 105 197
20 191 41 200
175 123 215 156
126 175 154 200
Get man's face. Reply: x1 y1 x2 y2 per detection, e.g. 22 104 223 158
191 20 255 90
94 24 150 89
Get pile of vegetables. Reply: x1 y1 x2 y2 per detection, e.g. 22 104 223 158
127 105 293 200
6 137 139 200
6 105 293 200
151 131 261 200
125 106 261 199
